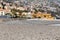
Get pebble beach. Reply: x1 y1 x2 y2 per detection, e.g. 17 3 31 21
0 19 60 40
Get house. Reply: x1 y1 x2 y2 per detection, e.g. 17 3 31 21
22 12 32 18
17 7 25 11
0 9 5 16
32 11 55 20
46 6 57 12
0 4 3 9
0 8 11 16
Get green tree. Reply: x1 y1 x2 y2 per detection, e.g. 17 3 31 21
11 9 17 18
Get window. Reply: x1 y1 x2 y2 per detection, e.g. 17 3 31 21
44 15 46 17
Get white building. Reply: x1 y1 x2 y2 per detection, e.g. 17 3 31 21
0 9 11 16
48 7 57 12
22 12 32 18
0 9 5 16
17 7 25 11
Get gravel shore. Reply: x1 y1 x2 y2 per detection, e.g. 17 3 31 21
0 19 60 40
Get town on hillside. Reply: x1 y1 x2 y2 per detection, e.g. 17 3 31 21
0 0 60 20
